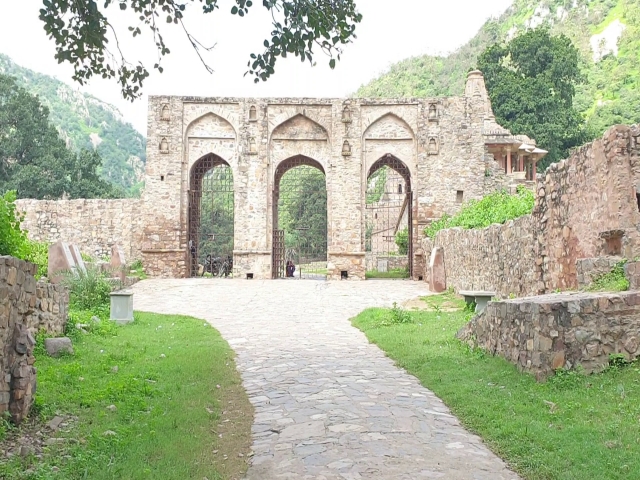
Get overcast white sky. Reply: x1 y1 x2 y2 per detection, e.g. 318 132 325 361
0 1 513 133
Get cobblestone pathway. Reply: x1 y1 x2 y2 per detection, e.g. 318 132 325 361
133 279 519 480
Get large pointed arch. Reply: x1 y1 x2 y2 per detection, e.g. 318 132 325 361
272 155 327 279
188 153 235 278
365 154 413 279
363 113 415 140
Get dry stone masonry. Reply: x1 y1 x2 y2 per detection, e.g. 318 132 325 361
0 256 68 424
458 291 640 379
16 71 537 280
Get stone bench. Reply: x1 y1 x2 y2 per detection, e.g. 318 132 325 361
458 290 496 313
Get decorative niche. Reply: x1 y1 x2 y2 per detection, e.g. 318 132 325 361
342 140 352 156
160 104 170 121
159 137 169 153
249 137 258 155
427 137 439 155
428 103 438 122
341 105 352 123
249 105 257 122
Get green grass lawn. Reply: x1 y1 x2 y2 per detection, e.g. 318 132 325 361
365 268 410 279
1 311 252 480
352 292 640 480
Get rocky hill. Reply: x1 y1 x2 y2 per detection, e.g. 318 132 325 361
0 54 146 195
357 0 640 137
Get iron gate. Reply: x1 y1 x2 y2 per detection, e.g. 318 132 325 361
188 156 234 277
273 157 327 279
365 159 413 279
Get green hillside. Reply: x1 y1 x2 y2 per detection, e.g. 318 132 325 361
0 54 146 195
358 0 640 137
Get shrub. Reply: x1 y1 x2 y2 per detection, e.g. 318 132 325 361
424 185 535 239
62 265 113 310
587 260 629 292
24 240 49 279
0 190 28 257
395 228 409 255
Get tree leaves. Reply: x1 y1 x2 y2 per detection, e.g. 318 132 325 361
38 0 362 100
477 28 587 170
0 74 118 199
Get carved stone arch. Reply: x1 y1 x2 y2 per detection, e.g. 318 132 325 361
273 154 326 186
185 112 237 139
367 154 412 192
363 113 415 140
270 114 329 142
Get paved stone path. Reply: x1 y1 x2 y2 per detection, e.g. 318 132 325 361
133 278 519 480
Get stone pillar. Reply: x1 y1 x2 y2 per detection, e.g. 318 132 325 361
506 148 512 174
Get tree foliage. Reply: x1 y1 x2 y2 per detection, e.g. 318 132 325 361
478 28 587 170
0 74 119 199
0 191 28 257
39 0 362 100
424 186 535 239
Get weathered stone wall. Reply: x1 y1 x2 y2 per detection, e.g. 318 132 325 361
426 124 640 296
0 256 68 424
16 199 144 262
458 291 640 379
429 215 537 297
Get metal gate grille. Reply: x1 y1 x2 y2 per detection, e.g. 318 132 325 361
272 229 285 278
188 155 234 277
273 156 327 280
365 155 413 279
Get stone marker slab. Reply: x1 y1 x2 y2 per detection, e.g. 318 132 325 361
48 241 77 283
428 247 446 293
110 290 134 324
110 244 127 270
69 244 87 274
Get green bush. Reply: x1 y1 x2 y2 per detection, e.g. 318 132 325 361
395 228 409 255
0 190 28 257
24 240 49 278
424 186 535 239
62 265 113 310
586 260 629 292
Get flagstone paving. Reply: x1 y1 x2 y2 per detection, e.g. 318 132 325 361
132 278 519 480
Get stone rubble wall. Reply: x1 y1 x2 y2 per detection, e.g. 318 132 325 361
424 124 640 297
0 256 68 424
457 291 640 379
15 199 144 263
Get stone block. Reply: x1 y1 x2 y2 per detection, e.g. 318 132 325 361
110 244 127 270
428 247 446 293
44 337 74 357
48 241 77 284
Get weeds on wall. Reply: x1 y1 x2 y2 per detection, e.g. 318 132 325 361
424 185 535 239
586 260 629 292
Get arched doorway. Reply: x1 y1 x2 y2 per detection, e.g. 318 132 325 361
365 154 412 279
188 154 234 277
272 155 327 279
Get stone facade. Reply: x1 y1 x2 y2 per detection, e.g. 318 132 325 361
141 71 532 279
458 291 640 379
424 124 640 296
0 256 68 424
15 199 144 262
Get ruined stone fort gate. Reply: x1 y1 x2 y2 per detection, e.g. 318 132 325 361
140 71 529 279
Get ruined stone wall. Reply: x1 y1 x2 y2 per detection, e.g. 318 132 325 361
429 215 537 297
535 125 640 291
15 199 144 262
458 291 640 380
425 125 640 296
0 256 68 424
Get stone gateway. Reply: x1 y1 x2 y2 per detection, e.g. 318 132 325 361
140 71 544 279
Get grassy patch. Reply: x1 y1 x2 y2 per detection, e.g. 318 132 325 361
365 268 410 279
352 293 640 480
1 312 252 480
